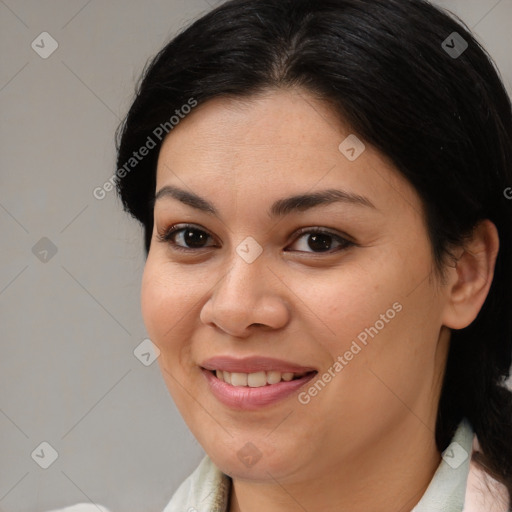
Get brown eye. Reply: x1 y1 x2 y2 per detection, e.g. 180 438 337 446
157 224 216 252
287 229 354 254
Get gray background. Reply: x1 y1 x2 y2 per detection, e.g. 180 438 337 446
0 1 511 511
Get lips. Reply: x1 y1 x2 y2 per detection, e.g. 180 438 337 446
200 356 318 410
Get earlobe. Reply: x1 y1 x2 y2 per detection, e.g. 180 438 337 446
442 219 500 330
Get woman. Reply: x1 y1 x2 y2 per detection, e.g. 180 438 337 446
112 0 512 510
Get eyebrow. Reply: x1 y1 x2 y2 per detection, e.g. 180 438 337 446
153 185 377 218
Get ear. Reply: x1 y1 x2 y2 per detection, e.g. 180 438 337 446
441 219 500 330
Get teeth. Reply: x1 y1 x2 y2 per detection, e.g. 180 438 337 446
230 372 248 386
267 371 282 384
247 371 266 387
214 370 308 387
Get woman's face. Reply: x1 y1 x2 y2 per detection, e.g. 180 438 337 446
141 89 452 482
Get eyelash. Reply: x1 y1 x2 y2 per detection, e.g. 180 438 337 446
156 224 355 255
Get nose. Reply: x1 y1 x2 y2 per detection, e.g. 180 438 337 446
199 252 291 338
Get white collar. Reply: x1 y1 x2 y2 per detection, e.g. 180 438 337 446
412 418 473 511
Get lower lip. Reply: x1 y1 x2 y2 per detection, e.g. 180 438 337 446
201 369 317 410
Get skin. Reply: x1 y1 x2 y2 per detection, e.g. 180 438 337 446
140 88 499 512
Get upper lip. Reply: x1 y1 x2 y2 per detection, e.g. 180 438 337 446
200 356 317 374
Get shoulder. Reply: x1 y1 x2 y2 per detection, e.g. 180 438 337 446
463 436 510 512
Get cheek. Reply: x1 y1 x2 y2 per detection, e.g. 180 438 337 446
140 259 199 354
297 260 401 355
141 263 168 339
304 245 436 384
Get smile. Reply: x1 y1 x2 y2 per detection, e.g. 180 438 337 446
200 356 318 410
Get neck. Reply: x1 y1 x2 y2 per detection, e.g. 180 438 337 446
229 418 441 512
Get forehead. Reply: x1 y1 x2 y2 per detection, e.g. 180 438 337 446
159 89 346 158
154 89 419 218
